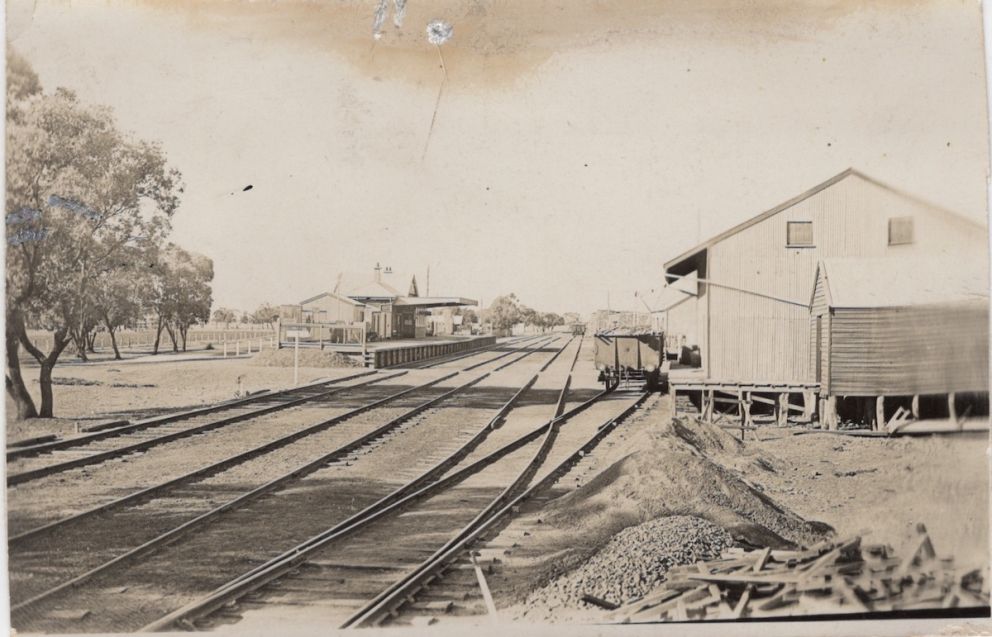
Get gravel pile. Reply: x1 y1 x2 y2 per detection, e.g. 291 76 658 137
524 515 733 609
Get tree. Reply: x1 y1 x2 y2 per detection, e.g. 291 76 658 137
461 308 478 325
518 305 538 329
150 245 213 353
250 303 279 326
488 294 521 333
5 51 183 418
540 312 565 332
212 307 237 328
90 246 151 359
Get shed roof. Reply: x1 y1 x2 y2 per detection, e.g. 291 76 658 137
299 291 365 307
664 168 986 273
816 257 989 309
333 271 405 300
651 276 698 313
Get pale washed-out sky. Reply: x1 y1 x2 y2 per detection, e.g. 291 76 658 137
6 0 989 315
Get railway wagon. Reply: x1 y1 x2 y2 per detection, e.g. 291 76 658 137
593 331 667 391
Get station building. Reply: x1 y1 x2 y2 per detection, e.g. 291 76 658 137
282 265 476 342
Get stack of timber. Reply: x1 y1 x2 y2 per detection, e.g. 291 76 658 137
613 524 987 622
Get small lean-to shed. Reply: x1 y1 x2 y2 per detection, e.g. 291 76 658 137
300 291 367 323
811 257 989 399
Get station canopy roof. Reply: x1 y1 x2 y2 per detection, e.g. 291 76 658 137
394 297 477 308
331 271 475 308
817 257 989 309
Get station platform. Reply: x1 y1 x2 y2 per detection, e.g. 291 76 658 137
280 335 498 368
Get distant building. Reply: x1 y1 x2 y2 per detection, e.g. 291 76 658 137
297 292 366 324
426 308 456 336
589 309 655 333
285 264 476 341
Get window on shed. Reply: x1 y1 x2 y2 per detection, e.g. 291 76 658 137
888 216 914 246
786 221 814 247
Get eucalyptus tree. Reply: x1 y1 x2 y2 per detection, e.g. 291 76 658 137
5 50 182 418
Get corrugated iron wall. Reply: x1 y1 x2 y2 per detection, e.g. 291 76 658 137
828 301 989 396
703 173 986 383
664 294 700 350
810 269 830 388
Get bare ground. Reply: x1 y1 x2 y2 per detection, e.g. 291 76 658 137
475 395 989 624
5 355 361 444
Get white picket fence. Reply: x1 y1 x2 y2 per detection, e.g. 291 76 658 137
25 327 277 357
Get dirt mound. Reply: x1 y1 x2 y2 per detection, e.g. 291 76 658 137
667 415 785 475
250 348 359 368
523 516 732 610
542 418 832 551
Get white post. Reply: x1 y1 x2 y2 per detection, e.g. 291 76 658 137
294 334 300 387
223 341 228 357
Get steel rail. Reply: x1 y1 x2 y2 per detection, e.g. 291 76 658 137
340 337 587 628
139 342 590 632
411 335 542 369
6 370 378 461
10 337 558 543
141 390 603 633
6 371 409 487
211 337 571 589
538 335 576 372
463 336 557 372
8 370 459 545
9 370 489 615
425 336 582 564
343 391 650 628
11 336 567 619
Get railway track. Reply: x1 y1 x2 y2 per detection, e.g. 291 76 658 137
8 335 572 633
5 370 397 486
131 337 647 633
398 393 661 625
7 336 560 542
409 335 545 370
5 370 379 464
7 338 556 490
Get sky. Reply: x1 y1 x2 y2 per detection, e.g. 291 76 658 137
6 0 989 316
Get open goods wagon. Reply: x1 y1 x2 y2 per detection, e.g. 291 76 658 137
593 331 667 391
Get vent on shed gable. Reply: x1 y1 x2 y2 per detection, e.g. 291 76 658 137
786 221 814 247
888 216 914 246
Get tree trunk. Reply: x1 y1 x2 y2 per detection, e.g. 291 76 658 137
153 315 164 354
36 335 71 418
38 361 56 418
11 312 71 418
107 325 122 360
180 325 188 352
5 321 37 419
72 329 89 362
165 323 179 352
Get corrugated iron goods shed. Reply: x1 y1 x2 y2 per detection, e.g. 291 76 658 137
811 257 989 397
663 168 988 388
